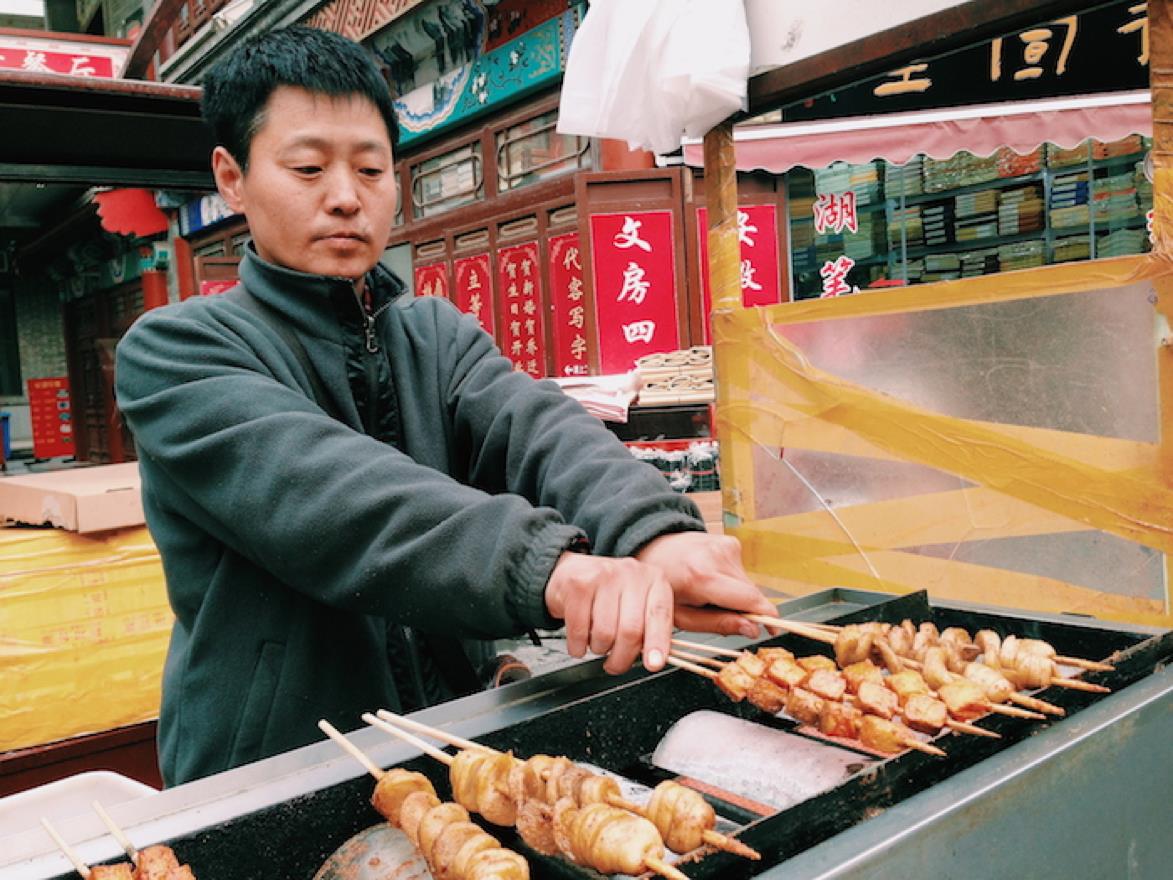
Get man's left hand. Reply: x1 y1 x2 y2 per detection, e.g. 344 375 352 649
635 532 777 638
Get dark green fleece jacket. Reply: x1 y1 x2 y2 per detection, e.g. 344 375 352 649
115 248 704 786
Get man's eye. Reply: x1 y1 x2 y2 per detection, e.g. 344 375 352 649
359 167 385 178
294 166 322 175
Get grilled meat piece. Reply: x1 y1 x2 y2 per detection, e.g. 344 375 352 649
903 693 949 734
856 680 899 719
785 686 824 725
715 661 757 702
371 769 437 825
747 674 789 714
805 668 848 702
842 659 884 693
818 700 863 739
646 781 715 854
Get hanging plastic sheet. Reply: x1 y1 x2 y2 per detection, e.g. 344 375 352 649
557 0 750 154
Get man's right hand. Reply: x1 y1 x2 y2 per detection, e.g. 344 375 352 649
544 552 674 676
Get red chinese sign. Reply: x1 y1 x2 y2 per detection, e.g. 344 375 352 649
414 261 449 298
588 211 680 374
0 46 115 77
696 205 782 343
27 377 74 460
547 232 591 376
199 280 235 296
495 241 546 378
453 254 496 336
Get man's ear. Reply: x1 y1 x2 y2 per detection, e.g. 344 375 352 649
211 146 247 213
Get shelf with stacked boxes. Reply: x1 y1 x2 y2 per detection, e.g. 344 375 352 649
785 135 1153 298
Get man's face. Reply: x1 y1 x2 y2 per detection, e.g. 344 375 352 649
212 86 397 280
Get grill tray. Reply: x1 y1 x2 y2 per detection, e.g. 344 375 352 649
37 591 1173 880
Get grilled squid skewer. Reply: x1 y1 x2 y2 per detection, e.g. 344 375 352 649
318 720 528 880
373 709 760 861
360 715 690 880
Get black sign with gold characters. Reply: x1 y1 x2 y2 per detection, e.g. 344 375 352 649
781 0 1149 122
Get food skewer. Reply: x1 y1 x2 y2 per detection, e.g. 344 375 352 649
666 650 946 757
741 612 1114 673
371 710 760 862
88 803 194 880
317 719 530 880
358 715 690 880
670 646 996 742
672 644 1002 736
742 612 1099 701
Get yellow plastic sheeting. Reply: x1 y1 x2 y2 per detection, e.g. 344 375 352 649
713 254 1173 627
0 526 171 752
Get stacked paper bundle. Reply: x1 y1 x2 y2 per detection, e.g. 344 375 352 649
1097 134 1144 159
635 346 714 405
960 248 1000 277
1092 172 1140 224
995 146 1044 178
1051 171 1090 228
922 252 961 282
1052 234 1091 263
885 158 924 197
1047 140 1092 169
954 190 999 242
814 162 852 194
887 205 924 248
1098 228 1147 256
844 212 886 260
998 185 1045 235
998 239 1045 270
1135 160 1154 211
921 199 955 246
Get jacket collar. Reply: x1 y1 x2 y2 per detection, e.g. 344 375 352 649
237 244 407 341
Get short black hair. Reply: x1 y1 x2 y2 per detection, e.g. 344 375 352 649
201 25 399 171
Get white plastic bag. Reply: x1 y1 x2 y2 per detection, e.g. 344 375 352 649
557 0 750 155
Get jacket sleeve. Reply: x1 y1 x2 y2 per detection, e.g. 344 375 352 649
115 303 580 639
435 300 706 558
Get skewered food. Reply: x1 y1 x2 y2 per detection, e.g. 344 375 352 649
834 624 875 667
451 748 518 826
747 673 790 714
860 716 920 754
714 661 756 702
785 686 825 725
818 700 864 738
91 868 135 880
371 768 436 824
552 799 670 875
855 680 899 719
645 782 717 854
902 694 950 734
765 657 808 689
805 668 848 702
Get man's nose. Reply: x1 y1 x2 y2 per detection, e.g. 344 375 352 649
323 168 361 214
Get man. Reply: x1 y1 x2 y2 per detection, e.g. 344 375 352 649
116 26 776 787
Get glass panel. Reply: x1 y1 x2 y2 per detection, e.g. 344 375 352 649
230 232 251 256
785 136 1153 300
496 110 590 192
193 239 226 259
410 143 483 219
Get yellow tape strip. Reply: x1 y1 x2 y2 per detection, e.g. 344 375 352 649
736 526 1170 628
712 308 1173 553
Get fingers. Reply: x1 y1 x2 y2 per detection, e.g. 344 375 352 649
641 573 674 672
674 605 759 638
589 578 623 656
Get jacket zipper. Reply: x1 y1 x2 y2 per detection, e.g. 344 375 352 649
354 289 394 432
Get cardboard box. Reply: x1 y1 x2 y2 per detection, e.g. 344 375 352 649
0 463 143 533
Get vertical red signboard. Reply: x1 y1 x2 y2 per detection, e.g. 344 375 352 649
696 204 781 343
27 377 74 459
452 254 496 336
588 210 680 374
547 232 591 376
413 261 449 298
495 241 546 378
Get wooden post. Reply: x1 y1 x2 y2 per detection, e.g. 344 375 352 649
704 120 754 527
1150 0 1173 618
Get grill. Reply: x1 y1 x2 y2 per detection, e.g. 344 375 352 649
7 589 1172 880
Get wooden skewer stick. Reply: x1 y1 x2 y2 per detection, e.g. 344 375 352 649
1046 676 1111 694
359 714 454 766
895 657 1061 717
372 711 762 862
743 614 836 645
90 801 138 864
670 648 726 669
40 817 92 880
665 654 718 679
1054 655 1114 672
363 714 691 879
317 718 387 779
900 738 947 758
670 637 747 659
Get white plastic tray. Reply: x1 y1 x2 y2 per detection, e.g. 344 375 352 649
0 771 157 840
